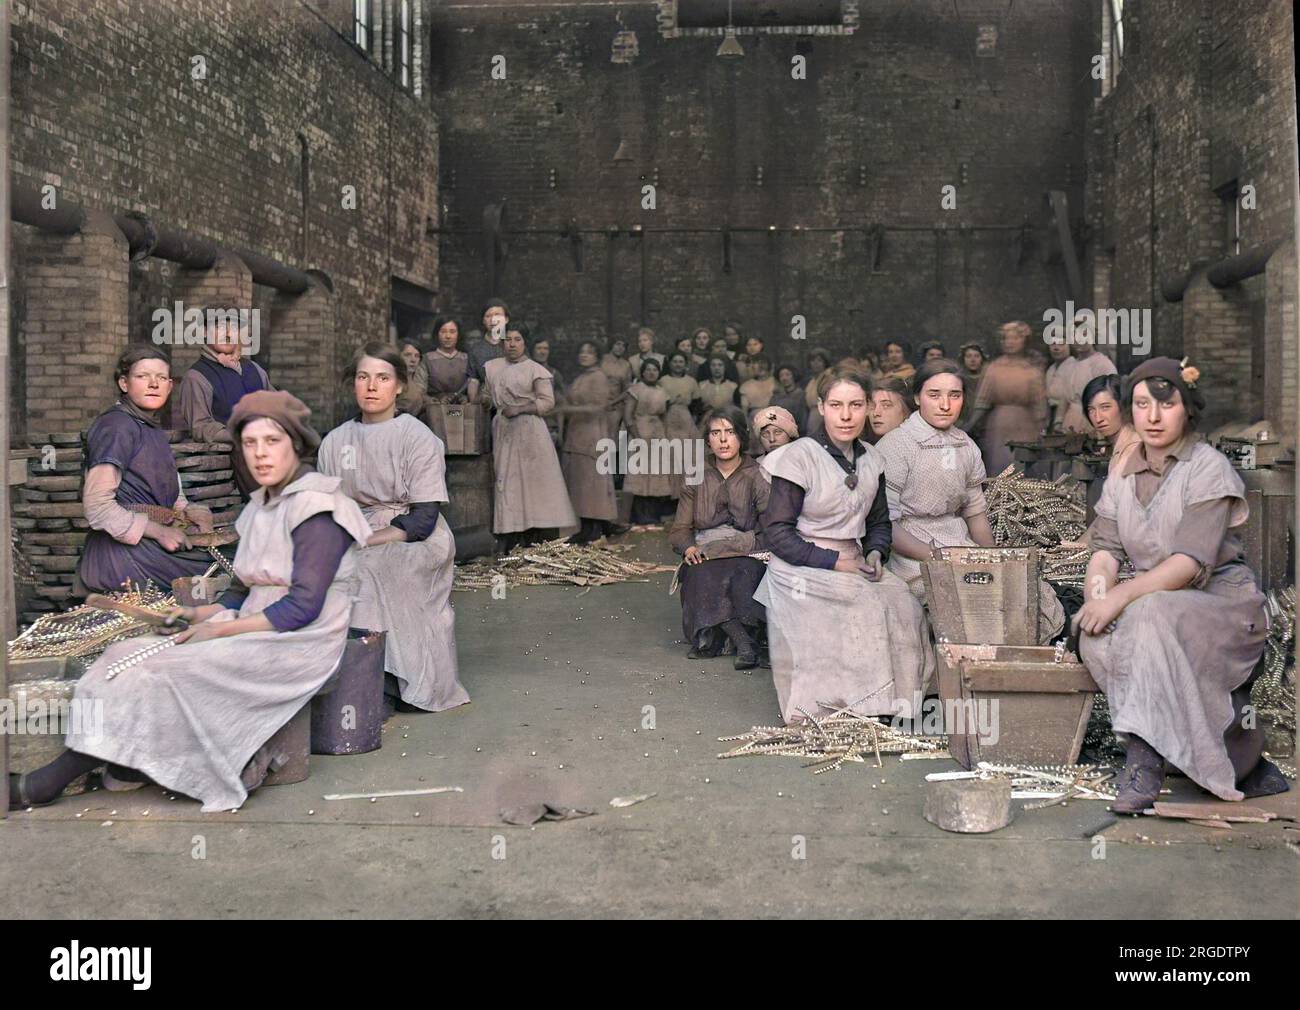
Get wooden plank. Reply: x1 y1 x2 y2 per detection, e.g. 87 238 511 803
960 662 1099 694
1152 801 1278 823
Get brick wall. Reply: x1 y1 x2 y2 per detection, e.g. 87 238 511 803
430 0 1094 373
1089 0 1298 440
9 0 439 434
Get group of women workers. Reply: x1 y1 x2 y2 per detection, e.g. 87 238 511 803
9 311 1288 819
11 341 468 812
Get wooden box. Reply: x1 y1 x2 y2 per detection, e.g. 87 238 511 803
935 643 1098 769
922 546 1040 646
425 402 489 455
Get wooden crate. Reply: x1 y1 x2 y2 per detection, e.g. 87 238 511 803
922 546 1040 645
935 643 1098 769
425 402 489 455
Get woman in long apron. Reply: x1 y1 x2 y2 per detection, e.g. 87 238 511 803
483 328 578 552
755 365 933 725
669 405 770 668
967 320 1048 476
318 342 468 714
78 346 217 594
10 391 372 813
623 358 676 526
1073 358 1289 813
559 340 621 543
658 351 701 502
877 359 1065 646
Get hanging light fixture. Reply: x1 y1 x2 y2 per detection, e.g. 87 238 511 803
717 0 744 59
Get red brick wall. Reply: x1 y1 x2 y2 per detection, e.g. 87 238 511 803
9 0 439 433
1089 0 1298 438
430 0 1095 373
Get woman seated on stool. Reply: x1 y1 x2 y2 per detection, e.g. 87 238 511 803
318 342 469 715
755 365 933 724
79 346 219 595
1073 358 1289 813
877 358 1065 642
11 391 371 812
669 405 770 669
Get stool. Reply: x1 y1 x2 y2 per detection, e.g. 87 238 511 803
311 630 387 755
261 703 312 786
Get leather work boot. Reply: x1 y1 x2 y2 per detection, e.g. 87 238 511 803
1112 735 1166 814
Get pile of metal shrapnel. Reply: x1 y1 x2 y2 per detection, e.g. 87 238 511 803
8 583 178 662
1254 585 1296 735
454 539 676 591
719 709 946 774
985 466 1134 587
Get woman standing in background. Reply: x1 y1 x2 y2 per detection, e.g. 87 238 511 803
623 358 676 526
560 341 621 544
966 320 1047 476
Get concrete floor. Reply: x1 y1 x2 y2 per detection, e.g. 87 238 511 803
2 533 1296 919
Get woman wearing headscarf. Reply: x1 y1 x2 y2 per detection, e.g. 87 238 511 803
79 347 218 594
12 391 372 812
877 359 1065 644
483 326 578 552
1074 358 1288 813
755 365 933 725
749 404 799 467
966 320 1048 476
318 343 468 715
624 358 676 526
559 341 622 544
670 405 770 669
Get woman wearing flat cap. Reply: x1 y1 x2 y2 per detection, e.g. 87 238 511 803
11 391 373 813
1073 357 1289 813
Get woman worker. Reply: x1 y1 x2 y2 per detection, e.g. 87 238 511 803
559 340 622 544
79 347 219 594
876 359 1065 643
1082 373 1141 470
623 357 676 525
11 391 372 812
483 326 578 552
669 405 771 669
318 343 468 714
966 320 1048 476
755 365 933 725
1073 358 1288 813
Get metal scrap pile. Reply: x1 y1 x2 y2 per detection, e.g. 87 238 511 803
718 709 946 774
8 583 178 662
1254 585 1296 734
926 762 1118 806
454 539 675 591
985 466 1132 587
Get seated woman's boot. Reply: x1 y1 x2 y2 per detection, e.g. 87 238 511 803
1237 758 1291 799
1112 735 1166 814
687 627 720 659
722 620 759 670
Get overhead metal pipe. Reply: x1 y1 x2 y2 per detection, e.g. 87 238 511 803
11 180 313 294
1161 240 1287 302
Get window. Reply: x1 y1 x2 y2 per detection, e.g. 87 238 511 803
354 0 370 52
1218 179 1242 256
1101 0 1125 96
399 0 411 89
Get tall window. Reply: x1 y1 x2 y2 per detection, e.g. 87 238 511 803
399 0 411 89
354 0 370 52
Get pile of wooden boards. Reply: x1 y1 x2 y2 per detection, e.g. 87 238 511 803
12 431 240 624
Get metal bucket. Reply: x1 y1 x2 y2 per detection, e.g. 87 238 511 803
310 630 386 755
